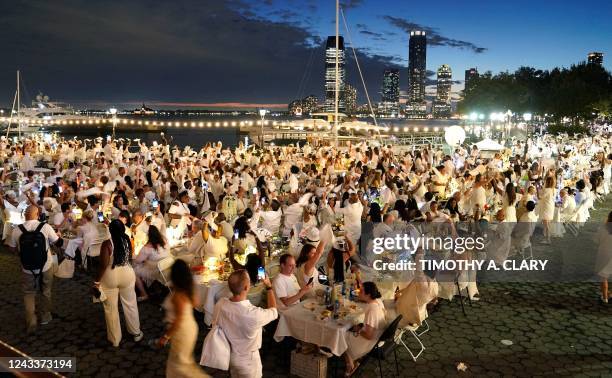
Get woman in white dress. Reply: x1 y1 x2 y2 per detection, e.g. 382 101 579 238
157 260 208 377
502 182 521 223
295 239 326 289
595 211 612 303
133 225 170 300
537 176 556 244
344 282 387 375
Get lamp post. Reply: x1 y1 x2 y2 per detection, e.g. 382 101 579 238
522 112 532 158
109 108 118 140
259 109 268 147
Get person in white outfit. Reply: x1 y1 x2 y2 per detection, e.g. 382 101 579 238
95 220 143 347
206 270 278 378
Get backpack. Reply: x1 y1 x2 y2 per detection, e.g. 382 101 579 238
18 223 48 277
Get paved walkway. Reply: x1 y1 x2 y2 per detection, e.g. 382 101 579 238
0 201 611 377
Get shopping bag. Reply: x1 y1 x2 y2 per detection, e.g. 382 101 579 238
199 299 231 370
55 258 75 278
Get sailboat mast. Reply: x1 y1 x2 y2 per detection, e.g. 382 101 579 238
334 0 339 147
17 70 21 138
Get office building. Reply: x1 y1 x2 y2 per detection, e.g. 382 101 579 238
343 84 357 115
588 52 604 66
324 36 346 112
407 31 427 118
380 69 400 117
464 68 479 93
433 64 452 118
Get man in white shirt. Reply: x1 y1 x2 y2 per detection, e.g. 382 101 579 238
8 206 61 334
254 199 282 235
272 254 312 311
212 270 277 377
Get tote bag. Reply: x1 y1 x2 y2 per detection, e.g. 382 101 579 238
200 298 231 370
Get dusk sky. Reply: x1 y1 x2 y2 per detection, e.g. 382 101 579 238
1 0 610 109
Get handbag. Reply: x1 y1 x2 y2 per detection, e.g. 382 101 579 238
55 258 75 279
199 298 231 370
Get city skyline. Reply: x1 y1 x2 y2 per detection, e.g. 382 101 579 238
0 0 610 109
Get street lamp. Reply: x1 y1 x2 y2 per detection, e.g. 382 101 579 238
523 113 532 158
109 108 118 139
259 109 268 147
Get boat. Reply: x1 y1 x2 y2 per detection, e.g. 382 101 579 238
1 71 102 135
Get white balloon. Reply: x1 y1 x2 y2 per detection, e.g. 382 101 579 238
444 126 466 147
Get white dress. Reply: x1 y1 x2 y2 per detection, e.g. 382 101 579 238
346 299 386 360
162 295 208 378
595 226 612 279
537 188 555 221
134 245 170 285
503 193 521 223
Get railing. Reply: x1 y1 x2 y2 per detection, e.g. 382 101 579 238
0 340 65 378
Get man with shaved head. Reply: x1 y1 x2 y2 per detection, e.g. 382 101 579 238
209 269 277 377
8 205 62 335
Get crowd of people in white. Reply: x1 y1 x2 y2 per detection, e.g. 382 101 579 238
1 131 611 377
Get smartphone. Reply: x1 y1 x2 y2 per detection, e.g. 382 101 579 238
252 187 258 195
152 199 159 208
97 211 104 223
307 276 314 286
58 186 63 193
203 182 209 190
234 230 239 240
260 197 266 204
257 266 266 281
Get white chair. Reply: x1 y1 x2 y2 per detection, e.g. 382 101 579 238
157 257 176 292
395 320 430 362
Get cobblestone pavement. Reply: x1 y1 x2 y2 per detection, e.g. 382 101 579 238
1 201 611 377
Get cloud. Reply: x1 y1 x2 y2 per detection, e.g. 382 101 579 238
0 0 403 107
355 24 387 40
382 15 487 54
341 0 364 10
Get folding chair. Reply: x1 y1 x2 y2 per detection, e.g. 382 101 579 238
157 256 176 293
355 315 403 378
396 319 430 362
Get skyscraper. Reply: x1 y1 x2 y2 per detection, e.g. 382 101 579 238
464 68 479 93
382 69 400 103
433 64 452 118
407 31 427 118
588 52 604 66
343 84 357 115
325 36 346 113
381 69 400 117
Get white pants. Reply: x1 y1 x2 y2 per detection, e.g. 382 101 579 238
230 351 262 378
100 265 141 346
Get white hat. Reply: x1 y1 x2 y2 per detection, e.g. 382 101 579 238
301 227 320 244
348 188 357 195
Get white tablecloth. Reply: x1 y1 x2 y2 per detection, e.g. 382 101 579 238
196 279 231 325
273 299 365 356
63 237 83 259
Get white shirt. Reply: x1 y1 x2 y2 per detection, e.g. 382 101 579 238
9 220 59 274
273 273 301 311
215 298 278 356
255 209 282 235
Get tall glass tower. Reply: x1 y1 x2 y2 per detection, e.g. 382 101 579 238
433 64 452 118
325 36 346 112
407 31 427 118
